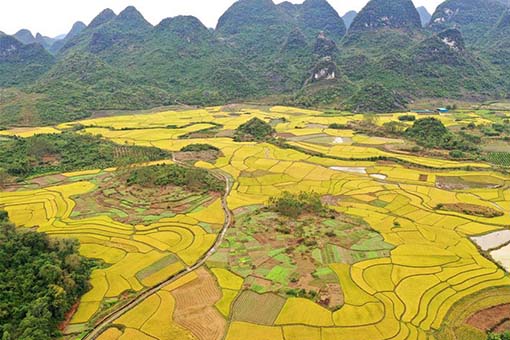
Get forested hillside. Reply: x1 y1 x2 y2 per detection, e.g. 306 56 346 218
1 0 510 125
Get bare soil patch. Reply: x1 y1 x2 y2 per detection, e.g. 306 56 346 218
438 203 504 218
174 150 221 163
466 304 510 332
436 176 504 190
73 172 218 224
172 268 226 340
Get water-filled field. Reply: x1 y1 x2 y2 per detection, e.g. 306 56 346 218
0 106 509 340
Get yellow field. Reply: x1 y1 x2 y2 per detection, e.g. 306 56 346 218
211 268 244 290
0 126 61 137
0 177 224 327
1 105 509 340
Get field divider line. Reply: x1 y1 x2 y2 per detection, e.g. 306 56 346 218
82 158 234 340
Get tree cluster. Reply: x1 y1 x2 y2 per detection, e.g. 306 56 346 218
0 211 93 340
488 332 510 340
268 191 326 219
405 118 478 152
180 144 219 152
234 118 275 142
0 132 169 179
126 164 224 193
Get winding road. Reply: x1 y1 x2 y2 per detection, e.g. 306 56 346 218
82 167 234 340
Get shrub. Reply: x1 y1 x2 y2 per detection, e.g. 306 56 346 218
398 115 416 122
180 144 219 152
449 150 465 159
328 123 349 130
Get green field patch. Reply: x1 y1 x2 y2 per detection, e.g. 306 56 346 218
231 291 286 325
371 199 389 208
314 267 334 278
273 253 292 265
269 248 287 258
352 233 395 251
265 266 294 285
135 254 180 281
250 284 267 293
312 248 323 264
142 212 176 223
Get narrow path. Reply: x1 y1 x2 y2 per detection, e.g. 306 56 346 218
83 160 234 340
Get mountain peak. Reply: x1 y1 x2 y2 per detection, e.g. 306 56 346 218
155 16 211 42
349 0 421 33
117 6 143 20
116 6 152 29
416 6 432 26
343 11 358 29
277 1 298 15
14 29 36 44
71 21 87 32
216 0 280 34
89 8 117 28
48 21 87 54
299 0 346 40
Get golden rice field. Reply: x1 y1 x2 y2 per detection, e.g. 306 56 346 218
0 105 509 340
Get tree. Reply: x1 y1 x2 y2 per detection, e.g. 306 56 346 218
0 168 9 188
383 121 407 134
363 112 379 126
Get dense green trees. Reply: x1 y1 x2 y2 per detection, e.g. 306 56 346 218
180 144 220 152
234 118 275 142
405 118 477 152
405 118 449 146
127 164 224 192
0 132 169 179
488 332 510 340
347 84 408 113
268 191 326 218
0 211 93 340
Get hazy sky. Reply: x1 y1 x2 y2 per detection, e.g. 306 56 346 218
0 0 444 37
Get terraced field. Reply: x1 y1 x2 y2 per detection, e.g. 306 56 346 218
0 105 509 340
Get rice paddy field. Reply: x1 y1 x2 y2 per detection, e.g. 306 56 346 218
1 105 509 340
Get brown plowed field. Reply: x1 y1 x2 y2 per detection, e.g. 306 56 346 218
172 268 226 340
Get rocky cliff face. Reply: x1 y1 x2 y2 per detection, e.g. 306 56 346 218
429 0 507 44
414 29 467 65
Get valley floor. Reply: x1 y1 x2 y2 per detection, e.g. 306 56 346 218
0 105 509 340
